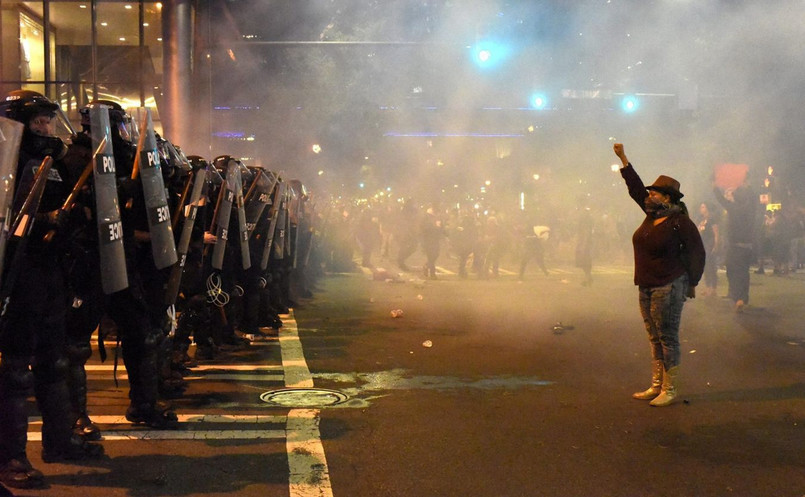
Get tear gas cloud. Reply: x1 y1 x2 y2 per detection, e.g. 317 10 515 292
214 0 805 222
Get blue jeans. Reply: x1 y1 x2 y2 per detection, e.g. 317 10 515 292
638 274 688 371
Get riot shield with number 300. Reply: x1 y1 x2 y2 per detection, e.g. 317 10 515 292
89 106 128 294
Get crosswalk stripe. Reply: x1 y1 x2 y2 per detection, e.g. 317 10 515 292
86 373 284 382
29 414 287 425
28 430 286 441
84 364 283 372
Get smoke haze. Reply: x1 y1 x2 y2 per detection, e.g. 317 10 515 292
210 0 805 218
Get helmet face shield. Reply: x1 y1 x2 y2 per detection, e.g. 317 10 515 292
4 95 75 140
156 137 171 165
165 140 191 175
52 106 77 141
80 100 135 144
116 113 137 143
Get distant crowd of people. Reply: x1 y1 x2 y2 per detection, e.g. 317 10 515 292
317 189 805 295
320 198 637 283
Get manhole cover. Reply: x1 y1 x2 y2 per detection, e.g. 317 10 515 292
260 388 349 407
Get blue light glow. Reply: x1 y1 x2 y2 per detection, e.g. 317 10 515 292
621 95 639 113
471 40 511 69
530 93 549 110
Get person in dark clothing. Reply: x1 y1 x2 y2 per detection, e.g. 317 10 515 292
420 206 445 279
75 101 180 429
697 202 721 297
615 143 705 407
0 90 103 490
451 210 479 278
396 200 419 271
514 209 550 280
354 207 381 268
575 206 594 286
713 180 758 312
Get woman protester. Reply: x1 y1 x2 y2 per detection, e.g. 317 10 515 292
614 143 705 407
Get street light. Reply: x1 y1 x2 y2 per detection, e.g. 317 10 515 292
530 93 549 110
621 95 639 113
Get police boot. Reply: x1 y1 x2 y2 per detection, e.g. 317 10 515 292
158 336 187 399
269 276 289 314
37 376 104 463
258 288 283 329
0 362 44 489
172 348 195 374
650 366 680 407
125 401 180 430
258 310 283 330
0 457 43 490
0 481 16 496
171 316 195 373
124 330 180 429
194 336 216 361
66 344 101 441
159 370 187 400
632 360 664 400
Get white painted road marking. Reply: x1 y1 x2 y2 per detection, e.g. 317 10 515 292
31 310 334 495
86 372 285 382
29 414 288 440
30 414 288 425
281 311 334 497
29 430 287 441
84 364 284 371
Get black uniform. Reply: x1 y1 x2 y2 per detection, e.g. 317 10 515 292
65 101 178 431
106 118 179 428
0 91 103 491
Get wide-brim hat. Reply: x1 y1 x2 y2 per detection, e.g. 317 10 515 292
646 175 683 199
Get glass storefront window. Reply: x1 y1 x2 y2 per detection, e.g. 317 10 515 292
19 12 45 92
2 1 164 125
48 1 92 116
142 1 163 118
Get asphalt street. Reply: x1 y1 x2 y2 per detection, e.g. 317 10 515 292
18 258 805 497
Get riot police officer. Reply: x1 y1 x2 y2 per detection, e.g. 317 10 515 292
71 100 178 430
0 90 103 490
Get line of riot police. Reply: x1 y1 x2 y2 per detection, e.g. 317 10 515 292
0 90 316 492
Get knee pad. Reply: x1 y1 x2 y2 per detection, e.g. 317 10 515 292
187 295 207 312
143 328 164 350
32 356 68 384
66 343 93 364
0 357 34 392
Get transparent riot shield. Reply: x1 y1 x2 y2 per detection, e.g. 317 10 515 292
0 117 23 286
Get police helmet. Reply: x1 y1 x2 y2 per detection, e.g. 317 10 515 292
80 99 136 143
186 155 209 172
1 90 74 159
237 160 254 185
212 155 232 174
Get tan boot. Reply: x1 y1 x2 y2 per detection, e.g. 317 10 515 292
632 360 664 400
650 366 679 407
